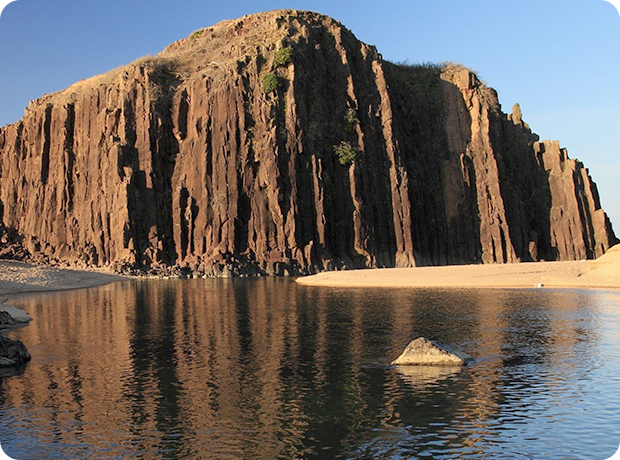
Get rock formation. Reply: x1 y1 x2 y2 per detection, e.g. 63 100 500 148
392 337 473 366
0 310 16 328
0 335 31 368
0 303 32 324
0 10 616 276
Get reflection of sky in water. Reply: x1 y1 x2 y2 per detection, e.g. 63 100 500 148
0 280 619 459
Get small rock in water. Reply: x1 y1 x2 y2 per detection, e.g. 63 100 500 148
0 335 31 367
392 337 473 366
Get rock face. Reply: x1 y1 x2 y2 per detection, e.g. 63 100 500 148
0 10 617 275
392 337 473 366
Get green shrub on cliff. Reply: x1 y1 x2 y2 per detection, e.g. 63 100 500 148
333 141 359 166
273 47 294 67
262 73 284 93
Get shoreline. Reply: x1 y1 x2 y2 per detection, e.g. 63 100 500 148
0 260 128 326
0 243 618 308
296 245 620 290
0 260 128 297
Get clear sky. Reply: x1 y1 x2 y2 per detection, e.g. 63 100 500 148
1 0 619 230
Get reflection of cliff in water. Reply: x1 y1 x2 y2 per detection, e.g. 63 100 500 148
0 280 610 459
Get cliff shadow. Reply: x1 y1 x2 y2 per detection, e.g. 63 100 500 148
292 24 399 269
124 62 182 269
383 62 483 266
490 120 556 262
0 198 32 261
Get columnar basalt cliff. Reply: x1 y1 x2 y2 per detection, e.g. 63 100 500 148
0 10 616 276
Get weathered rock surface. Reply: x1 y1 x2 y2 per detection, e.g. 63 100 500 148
0 301 32 324
0 310 16 327
392 337 473 366
0 10 616 276
0 335 31 367
0 223 31 260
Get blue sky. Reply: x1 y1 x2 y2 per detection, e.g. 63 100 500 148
1 0 619 230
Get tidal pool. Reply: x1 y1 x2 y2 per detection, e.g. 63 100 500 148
1 278 619 459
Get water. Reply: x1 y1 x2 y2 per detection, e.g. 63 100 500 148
1 278 619 459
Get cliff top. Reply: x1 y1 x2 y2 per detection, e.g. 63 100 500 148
24 9 491 115
26 10 350 109
16 8 515 140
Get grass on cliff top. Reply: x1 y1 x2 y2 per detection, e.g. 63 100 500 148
387 60 501 117
190 29 206 40
44 55 177 106
389 60 481 79
32 11 337 109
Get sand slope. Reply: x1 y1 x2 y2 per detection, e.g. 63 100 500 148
296 245 620 289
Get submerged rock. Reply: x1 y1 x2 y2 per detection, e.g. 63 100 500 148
392 337 473 366
0 335 31 367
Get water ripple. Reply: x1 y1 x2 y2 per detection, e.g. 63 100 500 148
1 282 620 459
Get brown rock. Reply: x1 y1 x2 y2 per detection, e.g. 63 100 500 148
0 10 616 275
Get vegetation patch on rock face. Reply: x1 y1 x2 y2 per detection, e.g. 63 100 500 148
190 29 205 40
343 107 359 134
333 141 359 166
273 47 294 67
262 73 284 93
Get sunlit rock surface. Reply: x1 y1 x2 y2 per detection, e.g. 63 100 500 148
392 337 473 366
0 10 616 276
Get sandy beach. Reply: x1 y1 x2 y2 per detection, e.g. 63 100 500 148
296 244 620 289
0 260 127 297
0 242 618 314
0 242 617 300
0 260 127 322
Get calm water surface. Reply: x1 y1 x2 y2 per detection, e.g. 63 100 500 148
1 278 619 459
